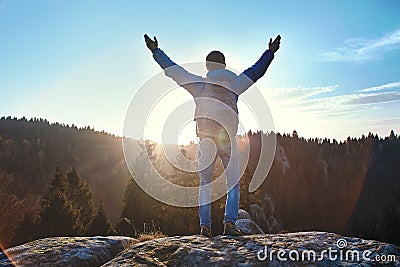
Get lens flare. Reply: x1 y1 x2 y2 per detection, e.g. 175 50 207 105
0 242 17 266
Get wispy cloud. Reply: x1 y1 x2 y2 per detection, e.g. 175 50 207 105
358 81 400 92
350 91 400 105
265 85 337 101
266 82 400 117
321 30 400 62
352 82 400 105
260 82 400 139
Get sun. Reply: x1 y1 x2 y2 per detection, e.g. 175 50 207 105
143 88 195 144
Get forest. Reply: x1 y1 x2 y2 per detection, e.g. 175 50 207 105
0 116 399 249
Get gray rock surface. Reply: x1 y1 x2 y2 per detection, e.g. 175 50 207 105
2 232 400 266
249 204 270 233
0 236 136 267
268 215 282 234
102 232 400 266
262 194 275 218
235 219 264 235
237 209 251 220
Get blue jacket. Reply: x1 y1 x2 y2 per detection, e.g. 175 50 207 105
152 48 274 136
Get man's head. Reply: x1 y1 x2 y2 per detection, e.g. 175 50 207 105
206 51 226 70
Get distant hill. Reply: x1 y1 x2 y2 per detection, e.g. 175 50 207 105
1 116 400 249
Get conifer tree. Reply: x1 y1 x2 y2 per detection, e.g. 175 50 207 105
12 212 36 245
37 167 96 237
38 167 75 237
119 178 140 236
88 202 112 235
65 168 95 235
119 141 158 236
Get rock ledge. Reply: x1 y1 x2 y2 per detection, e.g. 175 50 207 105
1 232 399 266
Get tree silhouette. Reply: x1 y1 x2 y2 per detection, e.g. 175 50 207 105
36 167 97 238
88 202 112 236
37 167 75 237
12 213 36 245
65 168 95 235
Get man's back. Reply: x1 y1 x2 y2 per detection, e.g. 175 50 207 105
144 33 281 237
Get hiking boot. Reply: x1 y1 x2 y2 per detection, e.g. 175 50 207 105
223 221 242 236
200 226 212 238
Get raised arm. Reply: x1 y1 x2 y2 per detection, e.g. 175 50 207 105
231 35 281 95
144 34 203 97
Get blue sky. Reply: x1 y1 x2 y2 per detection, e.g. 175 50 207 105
1 0 399 142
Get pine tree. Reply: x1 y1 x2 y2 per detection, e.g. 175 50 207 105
12 212 36 245
389 129 396 139
37 167 96 238
65 168 95 235
119 178 140 236
88 202 112 236
119 141 158 235
38 167 75 237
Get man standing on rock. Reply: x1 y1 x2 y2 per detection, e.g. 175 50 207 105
144 33 281 237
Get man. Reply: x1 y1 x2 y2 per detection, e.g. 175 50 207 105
144 33 281 237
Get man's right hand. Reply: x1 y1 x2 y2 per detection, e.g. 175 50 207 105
269 35 281 53
144 34 158 52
